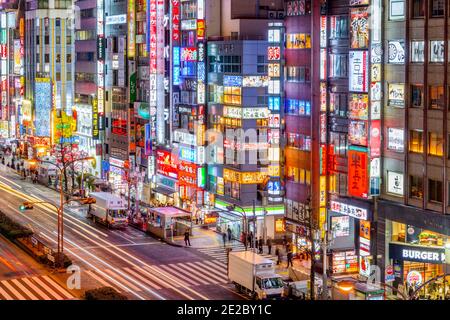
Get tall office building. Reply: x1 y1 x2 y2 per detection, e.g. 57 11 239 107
23 0 75 158
378 0 450 292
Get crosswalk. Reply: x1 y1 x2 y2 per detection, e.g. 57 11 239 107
0 275 75 300
197 243 278 264
84 259 230 294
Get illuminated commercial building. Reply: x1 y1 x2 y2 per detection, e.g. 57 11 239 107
376 0 450 293
0 2 24 142
23 0 75 158
73 0 103 176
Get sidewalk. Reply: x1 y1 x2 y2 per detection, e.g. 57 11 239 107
169 226 244 249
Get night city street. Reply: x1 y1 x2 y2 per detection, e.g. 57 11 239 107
0 0 449 317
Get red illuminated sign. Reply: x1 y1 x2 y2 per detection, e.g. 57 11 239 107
150 0 157 73
181 47 197 61
268 46 281 60
156 149 178 179
370 120 381 157
178 160 197 187
172 0 180 42
348 148 368 198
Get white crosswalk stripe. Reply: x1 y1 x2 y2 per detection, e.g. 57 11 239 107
0 276 75 300
85 260 229 293
197 244 278 264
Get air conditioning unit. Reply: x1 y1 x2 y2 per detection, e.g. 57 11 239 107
277 11 285 19
268 11 277 19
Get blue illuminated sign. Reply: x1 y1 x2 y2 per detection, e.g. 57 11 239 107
179 146 196 162
35 79 52 137
173 47 181 85
268 96 281 111
223 75 242 87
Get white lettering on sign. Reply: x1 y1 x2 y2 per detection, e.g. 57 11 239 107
330 200 368 220
401 249 445 262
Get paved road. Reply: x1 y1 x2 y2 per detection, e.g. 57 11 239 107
0 234 75 300
0 165 246 300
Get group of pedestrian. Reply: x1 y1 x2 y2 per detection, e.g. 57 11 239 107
221 226 233 247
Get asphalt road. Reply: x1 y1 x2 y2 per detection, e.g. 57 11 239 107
0 164 246 300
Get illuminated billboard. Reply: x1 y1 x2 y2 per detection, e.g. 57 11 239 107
34 78 52 137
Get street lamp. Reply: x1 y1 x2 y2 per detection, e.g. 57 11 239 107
226 204 248 251
33 157 94 266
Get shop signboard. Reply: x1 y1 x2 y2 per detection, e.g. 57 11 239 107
156 149 178 179
348 147 369 198
350 7 369 49
370 120 381 157
388 83 405 107
349 94 369 120
330 201 368 220
349 50 368 92
389 243 446 264
406 271 423 287
387 171 404 196
388 40 405 64
34 78 52 137
387 128 404 152
385 265 395 282
349 120 368 146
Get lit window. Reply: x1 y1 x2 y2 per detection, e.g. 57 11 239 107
409 130 423 153
428 132 444 156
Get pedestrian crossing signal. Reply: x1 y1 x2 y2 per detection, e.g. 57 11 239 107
19 202 34 211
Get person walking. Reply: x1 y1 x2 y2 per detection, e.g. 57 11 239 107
248 231 254 248
258 236 263 254
267 237 272 255
227 226 232 242
275 247 282 265
222 232 227 247
184 229 191 246
287 249 293 268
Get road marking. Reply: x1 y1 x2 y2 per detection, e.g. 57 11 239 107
122 267 162 290
10 278 39 300
203 260 228 273
184 262 226 283
31 277 64 300
21 277 52 300
85 270 122 293
0 283 14 300
1 280 26 299
101 269 143 293
170 264 211 285
157 264 199 287
41 276 74 300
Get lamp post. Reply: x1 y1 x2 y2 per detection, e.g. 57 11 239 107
35 157 94 266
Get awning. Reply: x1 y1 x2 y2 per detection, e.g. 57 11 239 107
153 186 176 197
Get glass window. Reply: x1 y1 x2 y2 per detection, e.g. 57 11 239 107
430 40 445 63
390 0 405 20
428 179 443 203
409 130 423 153
411 85 423 107
329 16 348 39
412 0 425 18
428 132 444 156
430 0 444 17
410 176 423 199
429 86 444 109
411 41 425 63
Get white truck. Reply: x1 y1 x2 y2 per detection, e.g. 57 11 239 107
87 192 128 228
228 251 285 300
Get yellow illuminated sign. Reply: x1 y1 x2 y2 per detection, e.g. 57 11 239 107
223 168 268 184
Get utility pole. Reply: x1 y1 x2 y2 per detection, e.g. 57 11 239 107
252 199 256 252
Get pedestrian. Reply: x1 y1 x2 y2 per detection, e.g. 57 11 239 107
222 232 227 247
258 236 263 254
275 247 281 265
248 232 253 248
184 229 191 246
287 250 293 268
227 226 232 241
282 235 287 247
267 237 272 255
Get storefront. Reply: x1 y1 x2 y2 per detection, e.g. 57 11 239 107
108 157 128 195
214 199 285 240
387 221 450 299
328 198 373 277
